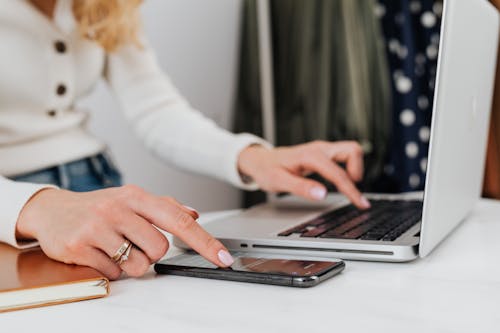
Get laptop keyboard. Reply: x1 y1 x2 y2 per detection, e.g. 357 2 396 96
278 199 422 241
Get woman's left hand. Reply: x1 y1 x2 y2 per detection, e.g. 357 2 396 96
237 140 371 209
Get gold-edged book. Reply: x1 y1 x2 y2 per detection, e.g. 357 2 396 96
0 243 109 313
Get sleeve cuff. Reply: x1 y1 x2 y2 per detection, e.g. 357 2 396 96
223 133 273 191
0 178 57 249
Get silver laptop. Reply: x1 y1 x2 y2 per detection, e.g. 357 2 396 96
176 0 499 262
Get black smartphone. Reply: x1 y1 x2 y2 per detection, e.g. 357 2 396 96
154 252 345 288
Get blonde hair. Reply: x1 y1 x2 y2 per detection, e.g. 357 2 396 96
72 0 143 52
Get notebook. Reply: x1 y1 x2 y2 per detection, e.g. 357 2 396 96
0 244 109 313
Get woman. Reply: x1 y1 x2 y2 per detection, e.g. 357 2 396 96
0 0 370 279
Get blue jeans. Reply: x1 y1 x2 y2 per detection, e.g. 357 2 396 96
10 153 123 192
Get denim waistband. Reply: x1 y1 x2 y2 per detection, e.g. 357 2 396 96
10 152 123 192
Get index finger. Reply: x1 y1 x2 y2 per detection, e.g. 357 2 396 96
123 187 234 267
165 210 234 268
303 155 371 209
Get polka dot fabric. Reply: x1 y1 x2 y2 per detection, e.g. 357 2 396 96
375 0 443 192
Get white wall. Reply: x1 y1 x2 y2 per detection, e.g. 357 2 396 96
79 0 244 212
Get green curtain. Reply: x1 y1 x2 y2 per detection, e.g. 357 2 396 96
234 0 392 206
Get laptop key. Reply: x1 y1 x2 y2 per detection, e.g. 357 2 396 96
359 219 403 240
280 217 349 237
340 218 391 239
360 232 385 240
319 213 372 238
306 206 391 238
381 215 421 241
301 221 344 237
300 210 359 237
277 199 423 241
279 205 355 237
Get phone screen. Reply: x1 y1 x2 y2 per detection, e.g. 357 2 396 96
160 252 342 277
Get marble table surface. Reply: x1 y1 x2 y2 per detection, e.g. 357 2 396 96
2 199 500 333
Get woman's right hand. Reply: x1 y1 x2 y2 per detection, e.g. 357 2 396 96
15 185 235 280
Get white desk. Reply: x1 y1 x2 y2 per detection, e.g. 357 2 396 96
2 199 500 333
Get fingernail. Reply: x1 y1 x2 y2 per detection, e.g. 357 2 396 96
183 205 198 213
217 250 234 266
310 187 327 200
360 196 371 209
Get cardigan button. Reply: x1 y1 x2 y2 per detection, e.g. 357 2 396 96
47 110 57 117
54 40 67 53
56 84 67 96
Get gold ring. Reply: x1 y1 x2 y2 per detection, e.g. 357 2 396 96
118 243 133 265
112 239 131 262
